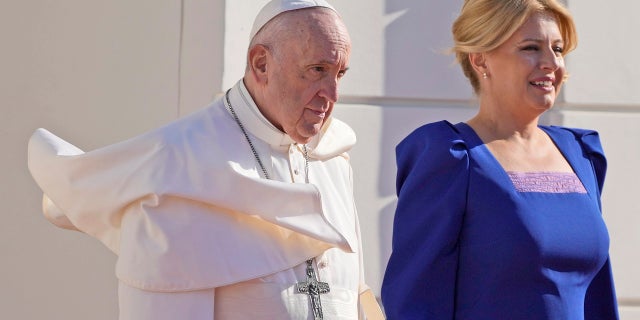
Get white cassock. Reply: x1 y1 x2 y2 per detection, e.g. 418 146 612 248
28 80 376 319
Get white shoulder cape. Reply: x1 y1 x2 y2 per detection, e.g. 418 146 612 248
27 85 358 292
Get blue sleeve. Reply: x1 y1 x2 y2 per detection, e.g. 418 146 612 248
577 128 607 195
574 129 619 319
381 122 469 319
552 126 618 318
585 258 619 319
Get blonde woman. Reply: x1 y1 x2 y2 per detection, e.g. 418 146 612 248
381 0 618 318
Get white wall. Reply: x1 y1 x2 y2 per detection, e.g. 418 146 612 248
1 1 224 319
3 0 639 319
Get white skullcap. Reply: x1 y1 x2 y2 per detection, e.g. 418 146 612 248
250 0 336 40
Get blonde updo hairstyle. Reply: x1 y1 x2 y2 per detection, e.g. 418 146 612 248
452 0 577 94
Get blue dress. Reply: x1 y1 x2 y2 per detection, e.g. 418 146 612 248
381 121 618 319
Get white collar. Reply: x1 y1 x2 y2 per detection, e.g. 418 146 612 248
226 80 295 147
225 80 356 160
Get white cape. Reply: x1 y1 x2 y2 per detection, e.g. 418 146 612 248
27 84 359 292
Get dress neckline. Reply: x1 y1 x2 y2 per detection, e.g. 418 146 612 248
453 121 590 195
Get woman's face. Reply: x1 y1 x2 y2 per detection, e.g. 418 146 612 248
483 12 566 115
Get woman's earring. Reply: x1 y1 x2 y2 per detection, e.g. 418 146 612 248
482 72 488 79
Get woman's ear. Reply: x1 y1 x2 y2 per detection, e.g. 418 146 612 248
469 52 488 78
248 44 269 84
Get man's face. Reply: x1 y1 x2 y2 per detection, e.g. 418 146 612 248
263 10 351 144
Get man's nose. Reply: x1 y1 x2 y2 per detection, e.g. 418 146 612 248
318 77 339 103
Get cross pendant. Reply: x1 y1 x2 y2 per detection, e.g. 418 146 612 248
296 259 330 320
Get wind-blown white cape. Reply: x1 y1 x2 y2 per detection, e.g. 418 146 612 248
27 81 360 293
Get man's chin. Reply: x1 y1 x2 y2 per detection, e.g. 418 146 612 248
288 122 326 144
291 132 318 145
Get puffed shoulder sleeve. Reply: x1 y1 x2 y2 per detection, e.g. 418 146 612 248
382 121 470 319
567 128 618 319
28 128 170 253
563 127 607 194
549 126 618 318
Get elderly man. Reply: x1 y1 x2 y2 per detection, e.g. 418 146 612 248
28 0 383 319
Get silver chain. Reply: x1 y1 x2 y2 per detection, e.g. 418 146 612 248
224 89 309 182
303 143 309 184
224 89 322 317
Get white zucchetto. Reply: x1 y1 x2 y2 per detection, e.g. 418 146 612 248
250 0 336 40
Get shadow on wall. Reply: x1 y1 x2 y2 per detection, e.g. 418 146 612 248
378 0 475 276
383 0 468 100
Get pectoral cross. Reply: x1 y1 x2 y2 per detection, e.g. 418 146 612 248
296 259 330 320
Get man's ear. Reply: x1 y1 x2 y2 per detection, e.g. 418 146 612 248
469 52 488 77
248 44 269 84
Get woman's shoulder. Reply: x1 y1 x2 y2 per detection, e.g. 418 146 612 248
399 120 466 150
540 125 603 155
395 120 471 195
404 120 462 138
541 125 599 137
396 120 470 171
541 125 607 192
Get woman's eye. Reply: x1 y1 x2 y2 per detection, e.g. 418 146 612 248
522 45 538 51
553 46 564 54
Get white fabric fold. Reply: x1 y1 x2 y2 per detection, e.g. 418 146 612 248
28 80 358 292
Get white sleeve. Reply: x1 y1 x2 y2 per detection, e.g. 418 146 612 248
28 128 169 253
42 194 79 231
